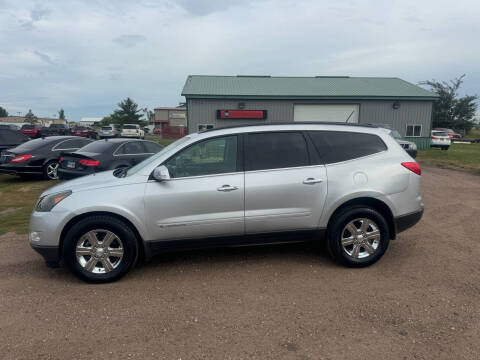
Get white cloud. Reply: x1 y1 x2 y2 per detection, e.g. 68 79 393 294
0 0 478 121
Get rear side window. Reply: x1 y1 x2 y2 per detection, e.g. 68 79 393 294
246 132 309 171
143 141 163 153
308 131 387 164
117 141 145 155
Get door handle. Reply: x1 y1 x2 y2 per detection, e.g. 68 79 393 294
303 178 323 185
217 185 239 192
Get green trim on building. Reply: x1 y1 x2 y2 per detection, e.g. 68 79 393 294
405 137 431 150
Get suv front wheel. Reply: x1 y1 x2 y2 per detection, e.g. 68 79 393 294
63 216 139 283
327 206 390 267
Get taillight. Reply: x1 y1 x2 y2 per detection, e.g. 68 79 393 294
401 162 421 175
10 154 33 163
79 159 99 167
59 157 63 163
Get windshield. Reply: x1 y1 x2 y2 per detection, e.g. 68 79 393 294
22 124 35 129
432 131 448 136
78 140 116 153
389 130 403 139
101 126 112 130
10 137 56 152
125 136 191 176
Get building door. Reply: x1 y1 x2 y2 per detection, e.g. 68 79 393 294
294 104 359 123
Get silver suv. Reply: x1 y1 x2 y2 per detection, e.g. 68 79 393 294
99 124 121 139
29 123 424 282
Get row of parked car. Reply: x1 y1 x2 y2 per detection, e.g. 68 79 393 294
0 132 163 180
14 123 146 140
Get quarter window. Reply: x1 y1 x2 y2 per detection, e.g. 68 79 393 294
117 142 145 155
308 131 387 164
165 136 238 178
245 132 309 171
406 125 421 137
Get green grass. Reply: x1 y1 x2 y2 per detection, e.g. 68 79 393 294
0 175 59 235
145 135 176 147
417 143 480 174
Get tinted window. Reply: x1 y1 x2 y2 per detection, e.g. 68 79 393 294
165 136 237 178
55 138 92 150
123 125 137 129
22 124 35 129
117 141 145 155
308 131 387 164
79 140 116 153
246 132 309 171
10 137 57 152
143 141 163 153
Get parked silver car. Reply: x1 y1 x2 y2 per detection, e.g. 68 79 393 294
99 124 121 139
29 123 424 282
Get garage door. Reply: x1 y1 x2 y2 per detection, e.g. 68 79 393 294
294 104 359 123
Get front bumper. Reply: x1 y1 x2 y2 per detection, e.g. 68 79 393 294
394 207 424 234
0 164 43 176
31 244 60 265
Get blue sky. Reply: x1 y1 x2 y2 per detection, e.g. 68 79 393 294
0 0 479 121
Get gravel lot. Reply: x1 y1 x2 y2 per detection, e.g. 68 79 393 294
1 166 479 359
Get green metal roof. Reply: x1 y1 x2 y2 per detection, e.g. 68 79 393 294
182 75 438 100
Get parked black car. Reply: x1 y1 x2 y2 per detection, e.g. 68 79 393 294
0 136 93 180
44 123 71 136
0 129 30 152
58 138 163 179
0 124 21 130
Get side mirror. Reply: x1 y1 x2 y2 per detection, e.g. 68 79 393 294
152 165 170 182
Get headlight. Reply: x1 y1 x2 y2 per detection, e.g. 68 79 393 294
35 190 72 212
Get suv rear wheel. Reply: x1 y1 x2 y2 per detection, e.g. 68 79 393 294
327 206 390 267
63 216 139 283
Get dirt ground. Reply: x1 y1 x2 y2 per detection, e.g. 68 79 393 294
1 166 479 359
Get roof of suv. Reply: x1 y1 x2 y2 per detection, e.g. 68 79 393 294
202 122 379 133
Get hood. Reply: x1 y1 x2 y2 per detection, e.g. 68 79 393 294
41 170 146 196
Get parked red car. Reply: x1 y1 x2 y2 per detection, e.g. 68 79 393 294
433 128 462 139
72 126 97 139
21 124 44 138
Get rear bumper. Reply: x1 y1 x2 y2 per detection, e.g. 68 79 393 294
0 164 43 175
394 207 424 234
58 167 93 179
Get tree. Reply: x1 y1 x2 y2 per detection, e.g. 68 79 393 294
0 106 8 117
420 75 478 132
25 109 37 124
58 108 65 120
109 97 143 125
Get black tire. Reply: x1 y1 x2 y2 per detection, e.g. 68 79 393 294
327 206 390 267
43 160 59 180
442 146 449 150
62 215 139 283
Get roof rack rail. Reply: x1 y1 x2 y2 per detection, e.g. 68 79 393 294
201 122 379 133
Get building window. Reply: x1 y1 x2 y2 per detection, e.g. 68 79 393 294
406 125 422 137
198 124 214 132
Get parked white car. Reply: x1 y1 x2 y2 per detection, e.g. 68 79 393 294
431 130 451 150
121 124 144 139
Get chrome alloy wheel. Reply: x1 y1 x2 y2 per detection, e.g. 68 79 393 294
341 218 381 259
75 230 124 274
46 162 59 180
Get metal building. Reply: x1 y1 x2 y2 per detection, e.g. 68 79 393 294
181 75 439 149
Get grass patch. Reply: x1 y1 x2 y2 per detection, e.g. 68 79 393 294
0 175 59 235
465 128 480 140
145 135 177 147
417 143 480 174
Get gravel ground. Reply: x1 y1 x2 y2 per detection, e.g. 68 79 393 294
1 166 479 359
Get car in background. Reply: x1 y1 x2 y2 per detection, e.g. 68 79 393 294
44 123 71 136
431 130 451 150
58 138 163 179
121 124 144 139
378 128 417 158
21 124 44 138
0 124 21 131
72 126 97 139
0 129 30 152
0 136 93 180
99 124 121 139
433 128 461 140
